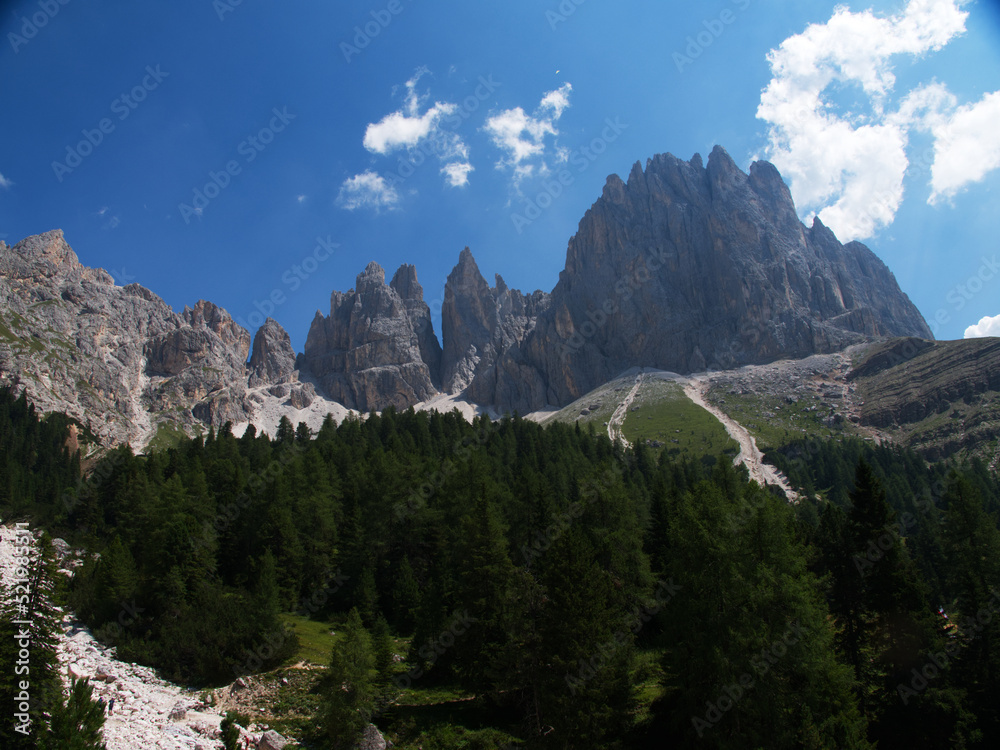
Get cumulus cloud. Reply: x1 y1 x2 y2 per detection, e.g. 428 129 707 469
336 171 399 211
964 314 1000 339
363 70 459 155
0 172 13 189
485 83 572 186
927 90 1000 203
756 0 1000 242
350 68 471 197
441 161 474 188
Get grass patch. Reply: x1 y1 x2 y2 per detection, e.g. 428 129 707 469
704 386 854 450
144 421 190 453
542 374 634 431
280 613 339 666
622 380 738 460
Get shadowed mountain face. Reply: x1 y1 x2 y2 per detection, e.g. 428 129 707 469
293 147 933 414
462 147 931 412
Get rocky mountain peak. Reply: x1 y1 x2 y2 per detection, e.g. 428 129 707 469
442 248 494 392
301 259 438 411
183 299 251 361
357 261 386 290
465 148 933 413
389 263 422 301
249 318 296 387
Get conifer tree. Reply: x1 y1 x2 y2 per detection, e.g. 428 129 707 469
321 608 377 747
659 481 870 748
40 677 107 750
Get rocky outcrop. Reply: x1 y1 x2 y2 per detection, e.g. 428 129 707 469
2 144 936 434
0 230 268 447
249 318 296 386
441 248 549 395
390 263 442 387
467 147 932 413
299 262 440 411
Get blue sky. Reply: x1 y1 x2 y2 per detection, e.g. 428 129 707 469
2 0 999 349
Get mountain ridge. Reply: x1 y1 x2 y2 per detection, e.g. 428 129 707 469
1 145 937 447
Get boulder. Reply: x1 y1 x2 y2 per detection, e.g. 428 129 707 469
356 723 388 750
257 729 289 749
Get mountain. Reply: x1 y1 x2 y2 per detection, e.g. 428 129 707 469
1 145 941 448
849 337 1000 463
463 146 932 412
298 261 440 412
0 230 325 448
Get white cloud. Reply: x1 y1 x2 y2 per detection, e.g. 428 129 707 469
336 171 399 211
927 90 1000 203
441 162 473 187
485 83 572 186
964 314 1000 339
756 0 988 242
355 68 471 193
0 172 13 189
297 194 307 203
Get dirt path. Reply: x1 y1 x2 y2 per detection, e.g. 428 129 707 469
608 371 644 448
681 378 799 502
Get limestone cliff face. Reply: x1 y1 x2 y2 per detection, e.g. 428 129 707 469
299 262 439 411
2 145 936 434
0 230 256 445
248 317 297 387
439 248 550 395
466 147 932 412
390 264 442 388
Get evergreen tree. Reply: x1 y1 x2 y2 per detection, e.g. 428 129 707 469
390 556 421 634
321 608 377 747
942 474 1000 743
40 677 107 750
658 481 870 748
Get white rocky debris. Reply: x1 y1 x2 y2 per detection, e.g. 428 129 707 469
0 523 293 750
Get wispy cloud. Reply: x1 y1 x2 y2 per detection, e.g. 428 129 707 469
0 172 13 189
342 67 473 202
485 83 572 187
336 170 399 211
755 0 999 242
965 314 1000 339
